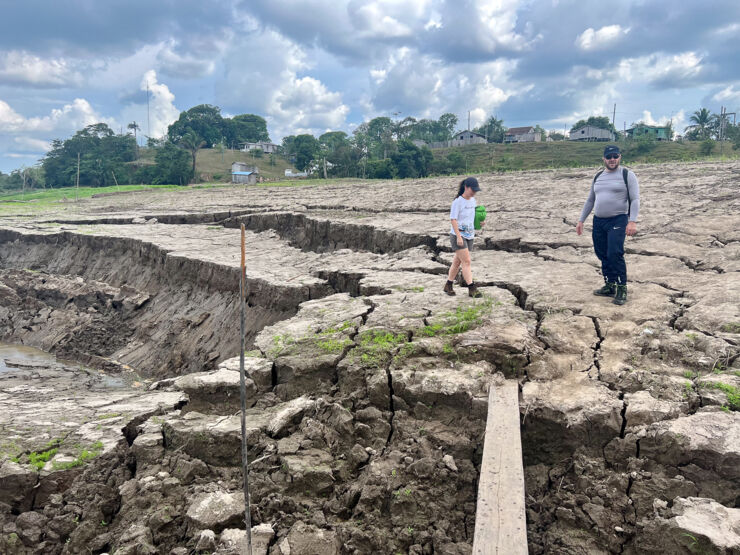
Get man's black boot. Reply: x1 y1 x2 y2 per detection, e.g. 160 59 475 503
594 282 617 297
613 285 628 305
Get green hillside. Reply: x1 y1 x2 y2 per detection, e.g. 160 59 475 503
432 139 739 173
129 140 738 183
135 147 296 181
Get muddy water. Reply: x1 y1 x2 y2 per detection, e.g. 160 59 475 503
0 342 56 373
0 341 130 388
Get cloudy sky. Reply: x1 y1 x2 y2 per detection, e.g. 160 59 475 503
1 0 739 172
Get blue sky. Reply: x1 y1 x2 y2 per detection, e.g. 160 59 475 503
1 0 739 172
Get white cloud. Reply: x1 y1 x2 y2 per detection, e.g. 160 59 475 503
14 136 51 152
270 76 349 133
576 25 630 51
712 84 740 107
0 51 83 88
0 97 104 133
118 70 180 139
616 52 704 87
218 28 349 139
366 47 517 128
477 0 539 52
639 109 685 135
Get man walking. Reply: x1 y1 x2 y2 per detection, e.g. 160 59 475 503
576 145 640 305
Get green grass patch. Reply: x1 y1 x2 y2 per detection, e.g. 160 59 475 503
420 297 494 337
353 329 410 368
319 320 354 335
431 139 740 175
699 381 740 411
96 413 122 420
316 337 353 354
51 441 104 470
720 322 740 333
0 185 179 216
268 334 295 357
27 438 63 471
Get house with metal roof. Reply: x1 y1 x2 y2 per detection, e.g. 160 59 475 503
450 130 487 147
504 126 542 143
240 141 280 154
231 162 259 184
626 124 671 141
569 124 615 142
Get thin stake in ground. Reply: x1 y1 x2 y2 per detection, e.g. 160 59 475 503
239 223 253 554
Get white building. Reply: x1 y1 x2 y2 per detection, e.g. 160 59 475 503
450 130 487 147
240 141 280 154
569 125 615 142
504 126 542 143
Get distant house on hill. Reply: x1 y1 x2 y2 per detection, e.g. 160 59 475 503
423 131 487 149
240 141 280 154
569 125 615 142
626 124 671 141
504 126 542 143
231 162 258 184
450 130 487 147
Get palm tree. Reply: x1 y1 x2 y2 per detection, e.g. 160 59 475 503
179 132 206 181
127 122 140 159
684 108 713 139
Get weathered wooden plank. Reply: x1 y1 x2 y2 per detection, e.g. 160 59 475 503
472 379 528 554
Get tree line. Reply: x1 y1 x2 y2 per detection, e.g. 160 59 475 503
25 106 270 189
4 103 739 192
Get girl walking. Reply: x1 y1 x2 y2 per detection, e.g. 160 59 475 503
444 176 483 298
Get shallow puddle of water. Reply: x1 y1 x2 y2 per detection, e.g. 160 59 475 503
0 342 56 372
0 342 132 389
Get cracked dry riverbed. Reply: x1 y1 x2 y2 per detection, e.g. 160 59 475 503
0 160 739 554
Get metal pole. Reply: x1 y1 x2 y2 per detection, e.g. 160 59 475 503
239 223 253 555
76 152 80 202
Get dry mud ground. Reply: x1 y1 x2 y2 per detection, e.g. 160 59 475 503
0 160 739 554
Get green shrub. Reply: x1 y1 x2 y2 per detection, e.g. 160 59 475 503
699 139 715 156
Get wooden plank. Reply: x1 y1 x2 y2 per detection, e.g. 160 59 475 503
472 379 528 554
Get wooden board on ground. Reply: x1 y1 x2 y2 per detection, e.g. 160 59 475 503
473 379 528 554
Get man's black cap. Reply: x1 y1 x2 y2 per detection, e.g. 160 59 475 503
603 145 621 157
463 176 481 191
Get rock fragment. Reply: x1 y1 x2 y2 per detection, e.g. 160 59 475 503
186 492 245 533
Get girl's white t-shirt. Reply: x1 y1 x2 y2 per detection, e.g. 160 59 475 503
449 195 477 239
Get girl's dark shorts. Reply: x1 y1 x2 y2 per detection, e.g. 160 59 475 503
450 235 474 251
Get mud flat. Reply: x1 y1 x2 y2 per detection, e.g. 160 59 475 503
0 160 739 554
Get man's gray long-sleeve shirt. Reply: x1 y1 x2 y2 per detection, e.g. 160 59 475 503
579 167 640 222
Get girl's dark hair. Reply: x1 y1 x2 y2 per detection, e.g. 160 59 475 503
455 179 466 199
455 176 478 198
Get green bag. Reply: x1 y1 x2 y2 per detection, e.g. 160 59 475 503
474 205 487 230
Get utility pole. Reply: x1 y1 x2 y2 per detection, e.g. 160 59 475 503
612 103 616 126
468 110 471 131
146 81 151 142
75 152 80 202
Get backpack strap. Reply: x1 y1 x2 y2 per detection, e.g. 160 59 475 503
622 168 631 218
592 170 604 185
